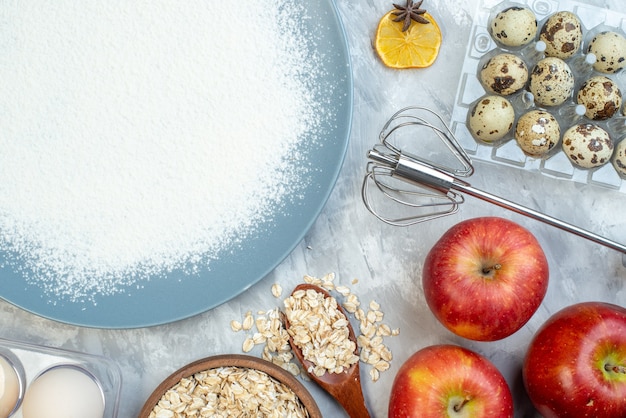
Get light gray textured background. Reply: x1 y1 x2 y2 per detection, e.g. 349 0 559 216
2 0 626 416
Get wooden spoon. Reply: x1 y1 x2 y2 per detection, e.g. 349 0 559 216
282 283 371 418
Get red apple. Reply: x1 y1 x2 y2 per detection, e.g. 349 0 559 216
422 216 549 341
389 344 513 417
523 301 626 418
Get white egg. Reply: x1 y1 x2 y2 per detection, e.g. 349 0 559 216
529 57 574 106
21 365 105 418
539 11 583 59
480 53 528 96
0 356 20 418
468 95 515 143
490 6 538 47
577 76 622 120
587 31 626 74
562 124 614 168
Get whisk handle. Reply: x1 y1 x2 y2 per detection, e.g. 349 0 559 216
454 182 626 255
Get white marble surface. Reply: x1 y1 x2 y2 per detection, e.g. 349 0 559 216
3 0 626 417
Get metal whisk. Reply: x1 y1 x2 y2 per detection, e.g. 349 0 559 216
362 106 626 257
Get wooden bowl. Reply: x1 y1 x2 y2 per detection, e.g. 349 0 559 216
138 354 322 418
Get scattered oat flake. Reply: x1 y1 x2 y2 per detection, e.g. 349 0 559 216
271 283 283 298
242 337 254 353
242 312 254 331
336 285 350 296
377 324 391 336
230 320 242 332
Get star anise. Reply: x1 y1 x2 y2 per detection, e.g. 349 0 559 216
392 0 429 32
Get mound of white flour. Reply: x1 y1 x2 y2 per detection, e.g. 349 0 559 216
0 1 323 300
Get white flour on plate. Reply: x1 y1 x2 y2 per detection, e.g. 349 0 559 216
0 1 326 301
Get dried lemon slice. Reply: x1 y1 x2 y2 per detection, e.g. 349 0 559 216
374 10 442 69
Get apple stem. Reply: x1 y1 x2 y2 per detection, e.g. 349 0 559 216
482 263 502 275
453 396 472 413
605 363 626 374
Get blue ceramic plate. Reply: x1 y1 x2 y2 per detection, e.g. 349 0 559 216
0 0 352 328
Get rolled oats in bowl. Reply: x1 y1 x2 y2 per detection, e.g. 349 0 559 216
140 355 321 418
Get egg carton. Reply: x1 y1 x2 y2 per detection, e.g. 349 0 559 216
451 0 626 193
0 337 121 418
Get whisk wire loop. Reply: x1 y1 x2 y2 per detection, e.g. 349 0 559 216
363 106 472 226
378 106 474 178
362 161 464 226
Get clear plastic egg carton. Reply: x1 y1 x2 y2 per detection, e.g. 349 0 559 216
451 0 626 193
0 337 121 418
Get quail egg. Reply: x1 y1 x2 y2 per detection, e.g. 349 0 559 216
577 76 622 120
529 57 574 106
468 95 515 143
562 123 614 168
587 31 626 74
515 110 560 157
539 11 583 59
612 140 626 176
490 6 538 47
480 53 528 95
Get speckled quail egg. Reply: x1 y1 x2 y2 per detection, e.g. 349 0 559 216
562 123 614 168
480 53 528 95
515 110 560 156
468 95 515 143
587 31 626 74
577 76 622 120
539 11 583 59
490 6 538 47
612 140 626 176
529 57 574 106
